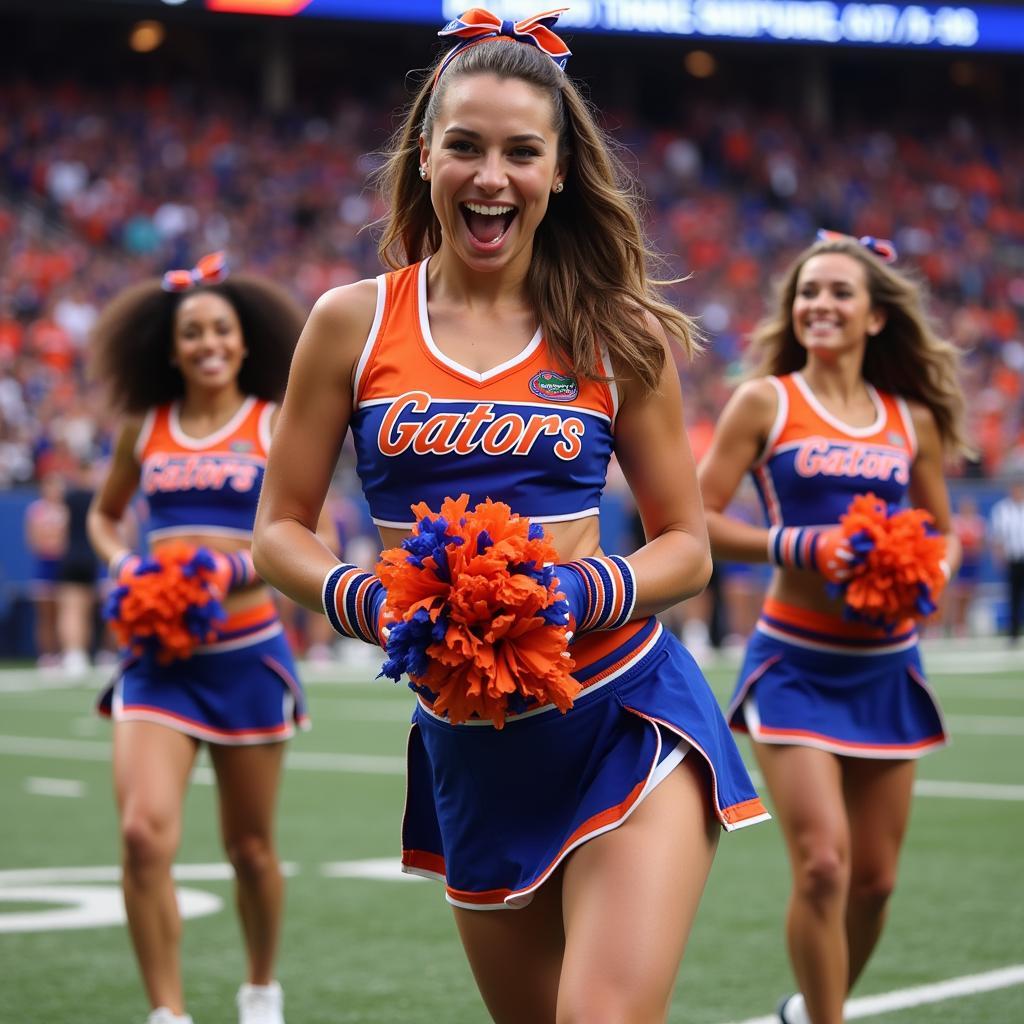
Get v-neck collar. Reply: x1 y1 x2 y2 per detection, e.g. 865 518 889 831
416 258 543 384
794 372 885 437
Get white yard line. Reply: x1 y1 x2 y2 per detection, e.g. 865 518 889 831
24 777 85 798
720 963 1024 1024
0 735 406 775
945 714 1024 736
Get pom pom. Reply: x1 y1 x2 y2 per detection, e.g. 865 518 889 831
832 493 948 629
376 494 577 728
104 542 227 664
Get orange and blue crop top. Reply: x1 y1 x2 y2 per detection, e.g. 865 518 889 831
134 396 274 544
752 372 917 528
349 260 618 529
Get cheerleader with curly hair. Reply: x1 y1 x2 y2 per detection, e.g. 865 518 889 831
88 254 317 1024
698 232 971 1023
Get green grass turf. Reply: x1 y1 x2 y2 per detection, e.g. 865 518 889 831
0 650 1021 1023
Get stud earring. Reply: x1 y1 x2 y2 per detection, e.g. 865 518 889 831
553 182 564 193
419 166 427 180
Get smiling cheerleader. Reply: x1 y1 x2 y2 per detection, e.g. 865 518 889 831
252 9 767 1022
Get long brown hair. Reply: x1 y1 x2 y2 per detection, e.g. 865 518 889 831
747 236 971 455
373 38 697 392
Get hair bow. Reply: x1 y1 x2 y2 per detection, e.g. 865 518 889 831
434 8 571 86
816 229 897 264
161 251 229 293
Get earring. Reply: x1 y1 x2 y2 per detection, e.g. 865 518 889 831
419 166 427 180
553 182 564 193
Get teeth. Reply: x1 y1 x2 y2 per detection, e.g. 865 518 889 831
464 202 515 216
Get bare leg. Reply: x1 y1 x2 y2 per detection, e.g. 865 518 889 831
114 721 198 1014
453 866 565 1023
842 758 915 988
210 741 287 984
557 756 718 1024
452 755 717 1024
754 743 849 1024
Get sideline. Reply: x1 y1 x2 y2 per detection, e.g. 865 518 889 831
720 964 1024 1024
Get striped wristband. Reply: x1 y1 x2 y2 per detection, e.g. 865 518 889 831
766 525 820 570
558 555 637 635
109 550 139 578
218 550 257 590
322 563 388 646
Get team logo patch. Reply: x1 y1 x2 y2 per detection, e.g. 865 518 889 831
887 431 904 447
529 370 578 403
231 440 254 453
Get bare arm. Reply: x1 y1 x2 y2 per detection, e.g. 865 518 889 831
906 400 960 575
87 419 143 566
252 280 378 612
612 325 712 613
697 379 778 562
266 404 342 558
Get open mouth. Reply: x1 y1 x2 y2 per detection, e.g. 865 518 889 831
460 201 518 247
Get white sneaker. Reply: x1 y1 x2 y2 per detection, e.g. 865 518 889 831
146 1009 193 1024
237 981 284 1024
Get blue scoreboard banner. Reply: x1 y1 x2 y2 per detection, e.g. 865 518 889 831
102 1 1024 52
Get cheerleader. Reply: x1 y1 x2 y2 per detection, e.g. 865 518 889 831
698 232 971 1023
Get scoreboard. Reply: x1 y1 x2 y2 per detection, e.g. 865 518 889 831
75 0 1024 52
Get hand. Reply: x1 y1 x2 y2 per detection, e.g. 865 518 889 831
767 525 856 584
554 555 637 637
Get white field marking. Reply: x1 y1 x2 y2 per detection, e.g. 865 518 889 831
4 735 1023 794
912 779 1024 800
192 765 216 785
321 858 425 882
0 863 297 886
0 885 221 933
932 679 1024 696
0 865 264 933
0 735 407 775
296 697 413 722
289 749 405 774
720 964 1024 1024
747 768 1024 802
24 777 84 798
946 714 1024 736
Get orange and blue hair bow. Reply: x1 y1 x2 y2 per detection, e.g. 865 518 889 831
161 251 229 293
434 8 572 86
816 229 897 264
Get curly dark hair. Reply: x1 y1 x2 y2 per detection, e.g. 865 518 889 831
90 275 305 413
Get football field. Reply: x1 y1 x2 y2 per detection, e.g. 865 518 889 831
1 641 1021 1023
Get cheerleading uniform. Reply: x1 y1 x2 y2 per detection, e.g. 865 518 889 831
351 259 767 909
98 397 308 744
727 372 947 758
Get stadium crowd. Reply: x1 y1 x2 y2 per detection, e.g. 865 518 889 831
1 79 1022 490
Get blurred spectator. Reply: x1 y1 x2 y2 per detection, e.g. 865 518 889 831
943 495 987 637
0 81 1021 501
990 479 1024 646
24 471 69 669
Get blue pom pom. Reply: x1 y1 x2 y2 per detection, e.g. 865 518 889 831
379 607 445 682
183 596 226 639
102 584 130 622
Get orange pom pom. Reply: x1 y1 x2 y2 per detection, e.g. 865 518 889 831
105 542 226 664
378 495 577 728
836 493 948 627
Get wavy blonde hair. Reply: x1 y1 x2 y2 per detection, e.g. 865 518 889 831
373 38 697 392
747 236 971 455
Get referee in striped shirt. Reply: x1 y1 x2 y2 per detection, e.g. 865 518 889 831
990 480 1024 644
